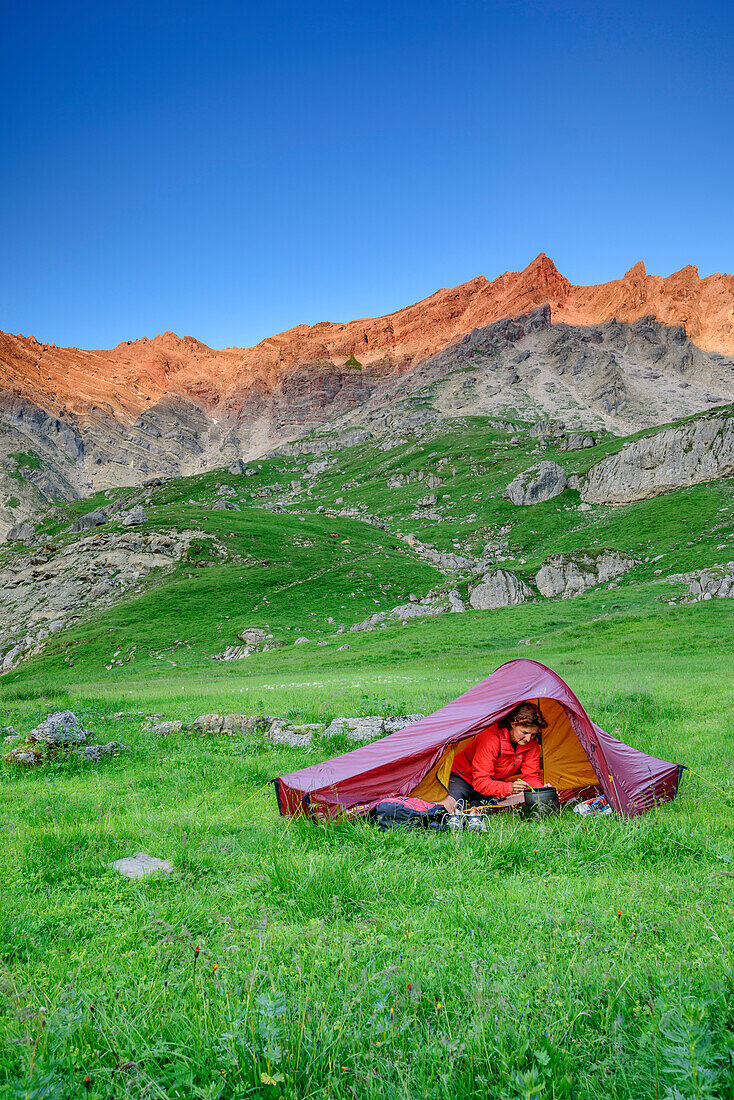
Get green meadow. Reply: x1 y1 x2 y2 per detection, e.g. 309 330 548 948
2 415 734 1098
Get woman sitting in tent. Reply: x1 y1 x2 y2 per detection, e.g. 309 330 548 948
444 701 548 811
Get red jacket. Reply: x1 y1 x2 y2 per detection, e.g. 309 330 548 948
451 722 543 797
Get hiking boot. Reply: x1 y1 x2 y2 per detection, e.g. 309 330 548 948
465 814 488 832
445 812 465 830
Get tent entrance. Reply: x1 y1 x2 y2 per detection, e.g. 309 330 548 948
410 696 598 801
537 697 597 789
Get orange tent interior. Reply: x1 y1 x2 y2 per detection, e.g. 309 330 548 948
411 697 598 801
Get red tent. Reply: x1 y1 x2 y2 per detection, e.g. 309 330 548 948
274 659 683 819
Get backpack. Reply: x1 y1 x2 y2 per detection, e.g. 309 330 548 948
372 797 447 830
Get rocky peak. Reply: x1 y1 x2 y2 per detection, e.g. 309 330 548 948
515 253 572 301
623 261 647 280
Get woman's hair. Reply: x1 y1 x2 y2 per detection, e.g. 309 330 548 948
497 701 548 733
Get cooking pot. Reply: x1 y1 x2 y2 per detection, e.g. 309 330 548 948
521 786 560 819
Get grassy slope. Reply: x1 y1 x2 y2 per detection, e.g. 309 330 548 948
2 414 734 1099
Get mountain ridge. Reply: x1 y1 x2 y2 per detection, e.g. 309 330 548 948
4 254 734 428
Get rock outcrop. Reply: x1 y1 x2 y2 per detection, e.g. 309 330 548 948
535 551 636 597
687 563 734 600
71 509 107 531
580 412 734 504
145 711 425 748
0 528 200 670
3 709 128 767
505 461 568 505
468 569 534 609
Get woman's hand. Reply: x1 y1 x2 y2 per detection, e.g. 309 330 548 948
440 795 458 813
511 779 530 793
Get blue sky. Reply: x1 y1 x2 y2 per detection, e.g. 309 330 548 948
2 0 733 349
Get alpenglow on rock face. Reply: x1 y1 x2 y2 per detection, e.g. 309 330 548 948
580 412 734 505
469 569 534 610
505 462 568 505
535 551 636 598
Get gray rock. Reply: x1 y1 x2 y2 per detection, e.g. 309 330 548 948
323 716 385 742
72 509 107 531
266 720 323 748
220 715 257 733
535 550 636 597
2 645 23 671
505 462 568 505
236 627 268 645
558 433 596 451
4 745 42 766
688 563 734 599
76 741 124 761
6 520 34 542
27 710 89 747
337 644 351 650
581 412 734 505
108 852 174 879
150 720 183 735
447 589 466 612
212 644 253 661
121 506 148 526
349 611 386 632
187 713 230 733
306 457 335 474
294 636 309 645
468 569 533 610
382 714 425 734
391 603 438 622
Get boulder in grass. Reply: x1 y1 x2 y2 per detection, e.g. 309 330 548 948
447 589 466 613
580 413 734 505
468 569 533 610
505 461 567 505
121 506 147 527
187 713 226 733
27 710 89 747
323 716 385 742
150 720 183 735
558 433 596 451
390 603 437 622
72 509 107 532
266 721 323 748
4 744 44 767
212 644 253 661
236 627 268 646
535 550 636 598
382 715 425 735
77 741 125 761
221 715 259 734
108 853 174 879
688 563 734 600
